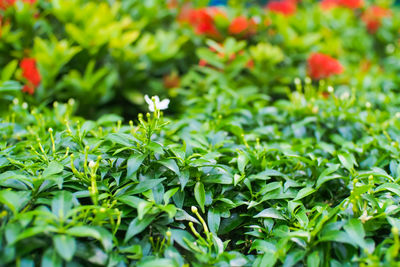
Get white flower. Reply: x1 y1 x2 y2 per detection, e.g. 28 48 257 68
88 160 96 169
144 95 170 112
359 210 373 223
341 92 350 100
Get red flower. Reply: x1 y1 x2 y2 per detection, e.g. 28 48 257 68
307 53 343 80
0 0 15 9
246 59 254 69
20 58 41 94
199 59 208 67
320 0 339 10
321 0 363 10
167 0 178 9
361 6 391 34
228 16 257 37
179 6 224 38
229 17 248 35
266 1 297 16
22 84 35 95
163 72 180 89
338 0 363 9
0 0 36 9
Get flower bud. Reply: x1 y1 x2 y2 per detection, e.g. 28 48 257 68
191 206 198 213
88 160 96 169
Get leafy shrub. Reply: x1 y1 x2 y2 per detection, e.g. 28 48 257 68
2 0 400 266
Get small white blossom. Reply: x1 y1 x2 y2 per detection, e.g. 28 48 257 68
12 98 19 105
359 210 373 223
341 92 350 100
365 102 372 108
327 86 334 93
22 102 28 109
396 112 400 118
386 44 395 54
252 16 261 24
144 95 170 112
88 160 96 169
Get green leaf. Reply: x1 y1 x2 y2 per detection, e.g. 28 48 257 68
179 169 190 190
343 219 367 249
124 215 156 243
66 226 101 240
127 154 147 177
43 161 64 177
41 248 62 267
237 152 248 174
1 60 18 81
159 159 180 176
106 133 137 147
53 235 76 261
293 187 316 201
208 208 221 234
51 191 73 219
318 231 353 245
129 178 166 195
0 190 30 215
0 81 21 92
160 204 177 219
307 251 320 267
137 201 153 220
97 114 123 125
137 258 176 267
116 195 144 208
316 164 341 188
375 183 400 197
194 182 206 213
338 152 357 172
169 229 196 251
163 187 179 204
254 208 286 220
66 226 113 252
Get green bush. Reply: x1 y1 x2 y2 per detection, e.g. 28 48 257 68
2 0 400 266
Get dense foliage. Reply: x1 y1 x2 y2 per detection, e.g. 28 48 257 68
2 0 400 266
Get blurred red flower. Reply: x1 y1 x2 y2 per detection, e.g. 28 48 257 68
246 59 254 69
266 0 297 16
179 6 224 38
361 6 391 34
167 0 178 9
0 0 36 9
163 72 180 89
199 59 208 67
308 53 343 80
20 58 41 94
228 16 257 37
229 17 248 35
321 0 363 10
